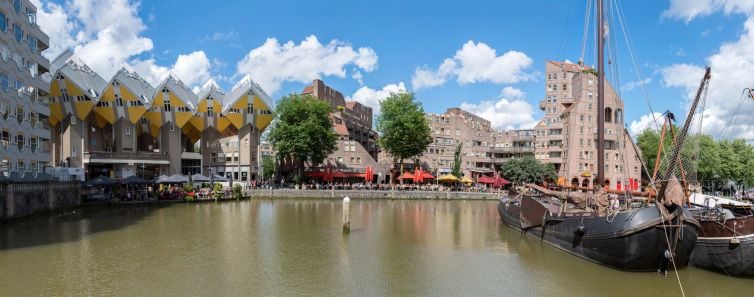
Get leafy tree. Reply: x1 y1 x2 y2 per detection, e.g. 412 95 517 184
267 94 337 185
212 182 224 201
232 184 243 200
376 92 433 184
637 128 754 190
500 157 556 185
452 143 463 177
262 156 275 181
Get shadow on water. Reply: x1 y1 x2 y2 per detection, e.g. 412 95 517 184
0 204 169 251
493 211 754 297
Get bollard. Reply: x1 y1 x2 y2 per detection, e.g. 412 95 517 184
342 196 351 233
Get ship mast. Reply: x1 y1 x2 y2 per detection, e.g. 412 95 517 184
596 0 605 189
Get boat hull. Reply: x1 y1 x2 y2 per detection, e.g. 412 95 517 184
497 197 699 272
690 216 754 277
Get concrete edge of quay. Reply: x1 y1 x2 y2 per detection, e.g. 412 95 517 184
247 189 503 200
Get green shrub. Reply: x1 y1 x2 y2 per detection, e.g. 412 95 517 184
233 184 242 200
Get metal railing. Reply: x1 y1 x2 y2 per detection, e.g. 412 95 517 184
84 151 170 161
491 146 535 153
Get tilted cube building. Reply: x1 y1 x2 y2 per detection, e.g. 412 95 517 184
47 52 274 182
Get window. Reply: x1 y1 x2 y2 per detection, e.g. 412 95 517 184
207 106 214 117
61 89 70 102
13 0 21 14
163 100 172 112
247 102 253 114
169 123 175 131
0 12 6 32
70 116 76 125
141 117 148 124
72 145 77 157
125 127 131 136
27 35 36 53
115 96 123 107
0 72 7 91
13 23 21 42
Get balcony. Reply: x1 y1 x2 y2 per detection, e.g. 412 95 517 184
492 146 535 153
84 151 171 164
538 100 547 110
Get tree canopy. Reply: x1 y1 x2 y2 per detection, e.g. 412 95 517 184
452 143 463 177
376 92 433 168
500 157 556 185
636 128 754 190
267 93 337 183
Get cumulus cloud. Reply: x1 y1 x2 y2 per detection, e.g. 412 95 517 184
348 82 407 114
236 35 379 94
629 112 663 136
411 41 534 91
458 87 538 130
662 0 754 22
621 78 652 91
200 30 240 42
33 0 214 88
661 12 754 141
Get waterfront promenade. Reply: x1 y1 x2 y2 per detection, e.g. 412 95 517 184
247 188 501 200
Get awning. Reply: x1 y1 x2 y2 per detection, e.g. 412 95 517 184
190 174 212 182
87 175 117 186
437 174 459 182
399 172 415 180
120 175 150 184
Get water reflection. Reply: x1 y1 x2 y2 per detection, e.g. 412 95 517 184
0 200 752 296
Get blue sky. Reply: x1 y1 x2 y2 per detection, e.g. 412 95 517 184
33 0 754 138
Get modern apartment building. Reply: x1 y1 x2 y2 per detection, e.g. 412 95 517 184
301 79 384 176
0 0 52 178
48 52 274 182
412 61 641 190
412 108 534 179
535 60 641 190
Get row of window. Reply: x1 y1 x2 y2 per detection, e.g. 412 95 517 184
0 7 40 54
0 160 44 174
0 130 41 148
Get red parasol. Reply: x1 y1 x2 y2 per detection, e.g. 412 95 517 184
400 172 414 180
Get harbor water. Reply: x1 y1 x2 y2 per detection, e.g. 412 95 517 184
0 199 752 296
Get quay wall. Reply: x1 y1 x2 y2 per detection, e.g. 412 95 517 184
248 189 501 200
0 182 81 221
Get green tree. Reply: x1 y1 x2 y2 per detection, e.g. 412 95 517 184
232 184 243 200
262 156 275 181
452 143 463 177
376 92 433 184
500 157 556 185
267 93 337 185
212 182 224 201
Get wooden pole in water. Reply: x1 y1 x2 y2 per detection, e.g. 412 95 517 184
342 196 350 233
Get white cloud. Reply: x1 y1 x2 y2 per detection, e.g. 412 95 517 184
500 86 525 99
348 82 407 114
458 87 538 130
411 59 457 90
33 0 214 88
411 41 534 91
200 30 240 42
621 78 652 91
236 35 379 94
352 70 364 86
662 0 754 22
661 14 754 141
629 112 663 136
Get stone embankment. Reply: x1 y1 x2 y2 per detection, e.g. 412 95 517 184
1 182 81 221
248 189 502 200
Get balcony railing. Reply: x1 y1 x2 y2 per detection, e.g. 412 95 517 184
492 146 535 153
84 151 170 161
